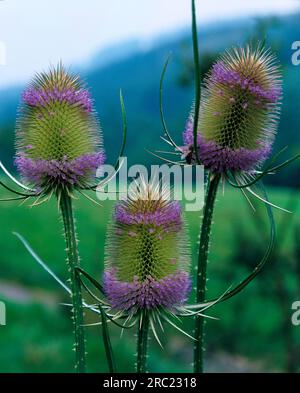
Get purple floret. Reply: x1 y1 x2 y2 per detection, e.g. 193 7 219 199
15 151 105 187
22 87 93 112
114 201 182 231
211 62 242 86
210 61 281 104
183 119 271 173
196 139 271 173
103 268 191 313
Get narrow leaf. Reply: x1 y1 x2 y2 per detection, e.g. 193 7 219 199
159 55 179 150
13 232 71 294
204 182 276 304
75 267 104 294
99 306 116 373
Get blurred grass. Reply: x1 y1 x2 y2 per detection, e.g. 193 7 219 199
0 183 299 372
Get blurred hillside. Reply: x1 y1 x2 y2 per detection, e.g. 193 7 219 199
0 13 299 185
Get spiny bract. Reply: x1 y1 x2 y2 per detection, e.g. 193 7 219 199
103 182 191 313
15 64 105 193
183 46 282 174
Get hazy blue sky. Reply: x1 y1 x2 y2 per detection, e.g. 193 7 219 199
0 0 299 87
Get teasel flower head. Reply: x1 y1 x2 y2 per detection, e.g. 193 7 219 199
183 46 282 174
15 64 105 195
103 181 191 315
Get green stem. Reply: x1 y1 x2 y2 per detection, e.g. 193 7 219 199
136 311 150 373
191 0 201 165
59 190 86 373
194 173 221 373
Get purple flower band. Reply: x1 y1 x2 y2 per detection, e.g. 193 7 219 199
196 139 271 173
103 268 191 312
22 87 93 113
15 151 105 186
211 61 281 103
183 120 271 173
114 201 182 230
183 118 201 147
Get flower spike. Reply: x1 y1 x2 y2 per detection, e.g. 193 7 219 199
15 63 105 196
183 45 282 175
103 180 191 314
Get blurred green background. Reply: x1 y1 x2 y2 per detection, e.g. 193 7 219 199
0 3 300 373
0 186 299 372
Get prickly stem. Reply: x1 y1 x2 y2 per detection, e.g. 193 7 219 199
60 190 86 373
136 310 150 373
193 173 220 373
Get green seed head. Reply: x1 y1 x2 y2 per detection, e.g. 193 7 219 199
201 46 282 149
15 64 105 191
103 183 192 312
183 46 282 173
105 185 190 282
